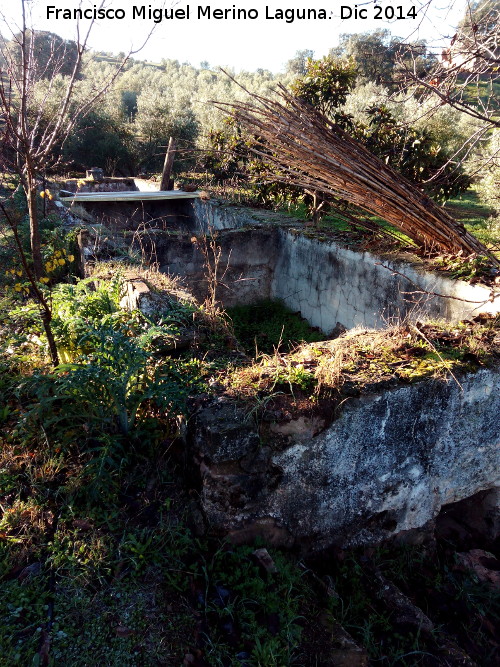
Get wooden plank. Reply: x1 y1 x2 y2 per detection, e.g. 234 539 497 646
60 190 200 203
160 137 177 190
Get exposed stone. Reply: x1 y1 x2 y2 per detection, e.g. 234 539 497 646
86 167 104 182
369 569 434 632
191 367 500 551
227 518 294 548
193 397 261 463
120 277 166 316
456 549 500 588
270 415 326 444
252 548 278 574
317 612 369 666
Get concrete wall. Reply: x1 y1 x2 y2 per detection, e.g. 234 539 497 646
78 196 497 330
271 229 498 333
151 200 499 331
153 228 278 307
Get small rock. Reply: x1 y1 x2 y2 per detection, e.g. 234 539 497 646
269 416 325 443
456 549 500 588
370 569 434 633
252 547 278 574
18 562 42 581
331 321 347 338
319 612 369 666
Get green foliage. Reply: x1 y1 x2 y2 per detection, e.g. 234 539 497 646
192 543 304 666
456 0 500 48
476 129 500 215
50 277 123 359
359 104 471 200
227 300 323 355
289 55 357 121
134 86 199 172
375 544 500 662
198 119 248 183
0 577 51 665
332 29 434 86
3 187 77 282
7 30 80 80
8 274 205 458
285 49 315 76
433 252 493 280
327 552 430 662
63 111 136 175
24 327 199 440
444 188 500 252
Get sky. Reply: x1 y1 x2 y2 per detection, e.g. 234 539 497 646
1 0 468 72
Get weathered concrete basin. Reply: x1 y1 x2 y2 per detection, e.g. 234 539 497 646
79 196 500 550
147 200 499 331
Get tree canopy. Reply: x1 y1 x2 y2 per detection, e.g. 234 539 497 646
7 30 80 80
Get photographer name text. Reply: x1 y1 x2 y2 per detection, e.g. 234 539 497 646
46 4 418 24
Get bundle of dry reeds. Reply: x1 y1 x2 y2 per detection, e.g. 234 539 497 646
214 84 499 265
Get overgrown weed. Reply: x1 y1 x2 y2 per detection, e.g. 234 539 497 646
227 317 499 406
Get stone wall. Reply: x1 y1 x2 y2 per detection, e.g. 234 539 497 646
76 197 499 328
191 367 500 551
153 227 278 307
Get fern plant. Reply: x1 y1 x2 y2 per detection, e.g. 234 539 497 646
22 327 202 445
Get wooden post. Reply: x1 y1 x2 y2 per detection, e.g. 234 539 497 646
160 137 177 190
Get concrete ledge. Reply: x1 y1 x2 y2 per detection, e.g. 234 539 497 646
60 190 201 203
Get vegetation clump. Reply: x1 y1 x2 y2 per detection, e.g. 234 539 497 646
227 299 324 355
224 317 500 433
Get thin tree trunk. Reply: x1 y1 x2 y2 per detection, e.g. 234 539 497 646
0 201 59 366
41 308 59 366
26 180 43 279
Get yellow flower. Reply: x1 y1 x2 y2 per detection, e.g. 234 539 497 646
55 250 61 258
58 258 66 266
16 270 23 277
14 283 22 292
40 277 50 284
45 262 53 273
68 254 75 262
40 191 45 199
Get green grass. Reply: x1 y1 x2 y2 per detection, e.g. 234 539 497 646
227 299 324 356
444 187 500 251
462 76 500 111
